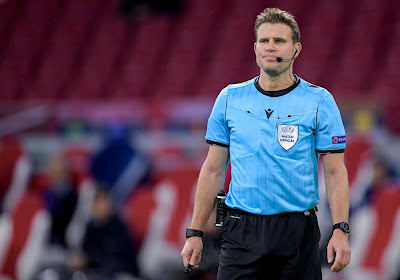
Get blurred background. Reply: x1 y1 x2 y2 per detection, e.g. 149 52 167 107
0 0 399 279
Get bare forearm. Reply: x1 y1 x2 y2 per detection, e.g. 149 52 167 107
322 153 351 272
325 164 350 224
190 163 227 231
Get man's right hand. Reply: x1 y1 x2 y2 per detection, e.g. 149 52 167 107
181 236 203 270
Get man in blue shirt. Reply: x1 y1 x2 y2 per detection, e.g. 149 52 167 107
182 8 351 280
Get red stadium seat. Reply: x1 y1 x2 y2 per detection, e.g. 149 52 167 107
123 186 157 246
0 193 50 280
0 0 61 100
344 135 374 188
0 61 21 100
21 0 60 28
26 48 75 99
0 0 22 48
108 15 174 99
60 0 104 25
110 49 159 99
22 0 108 100
153 52 199 98
132 15 173 54
0 137 31 213
0 17 51 99
123 167 200 279
328 22 377 97
182 0 226 26
348 188 400 279
197 45 244 96
295 44 332 84
64 6 128 99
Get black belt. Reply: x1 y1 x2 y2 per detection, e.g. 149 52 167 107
228 206 318 216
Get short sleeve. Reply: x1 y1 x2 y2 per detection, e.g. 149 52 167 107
315 92 346 154
205 87 230 148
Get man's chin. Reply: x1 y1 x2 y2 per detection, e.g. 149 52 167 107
263 68 280 77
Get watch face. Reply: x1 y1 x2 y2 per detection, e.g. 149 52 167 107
341 222 350 232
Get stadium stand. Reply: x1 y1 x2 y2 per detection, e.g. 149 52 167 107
0 0 398 101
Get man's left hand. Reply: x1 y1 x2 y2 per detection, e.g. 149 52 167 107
327 230 351 272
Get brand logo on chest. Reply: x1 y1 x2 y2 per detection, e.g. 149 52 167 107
277 124 298 150
265 109 274 119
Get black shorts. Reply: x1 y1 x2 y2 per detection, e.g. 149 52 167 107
217 208 322 280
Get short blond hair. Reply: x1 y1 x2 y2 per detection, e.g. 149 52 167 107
254 8 300 43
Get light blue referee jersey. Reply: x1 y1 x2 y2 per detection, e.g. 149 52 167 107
206 76 346 215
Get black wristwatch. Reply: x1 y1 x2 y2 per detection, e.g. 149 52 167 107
186 228 204 239
333 222 350 234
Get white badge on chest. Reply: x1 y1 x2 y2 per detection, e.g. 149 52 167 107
277 124 298 150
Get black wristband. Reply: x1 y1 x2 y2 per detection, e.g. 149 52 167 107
333 222 350 234
186 228 204 239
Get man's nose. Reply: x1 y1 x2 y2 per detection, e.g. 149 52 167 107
265 42 276 51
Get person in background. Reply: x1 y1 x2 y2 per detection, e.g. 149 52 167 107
70 187 139 279
43 154 78 249
350 157 395 215
36 154 79 278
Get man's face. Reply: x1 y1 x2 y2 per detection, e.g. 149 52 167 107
92 193 113 222
254 23 299 76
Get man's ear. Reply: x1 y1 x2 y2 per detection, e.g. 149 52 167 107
294 43 302 58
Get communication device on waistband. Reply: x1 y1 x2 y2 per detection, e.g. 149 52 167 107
215 190 227 227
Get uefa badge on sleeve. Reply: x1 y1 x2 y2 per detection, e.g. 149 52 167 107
332 135 346 144
277 124 298 150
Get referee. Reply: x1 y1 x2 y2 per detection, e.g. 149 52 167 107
181 8 351 280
